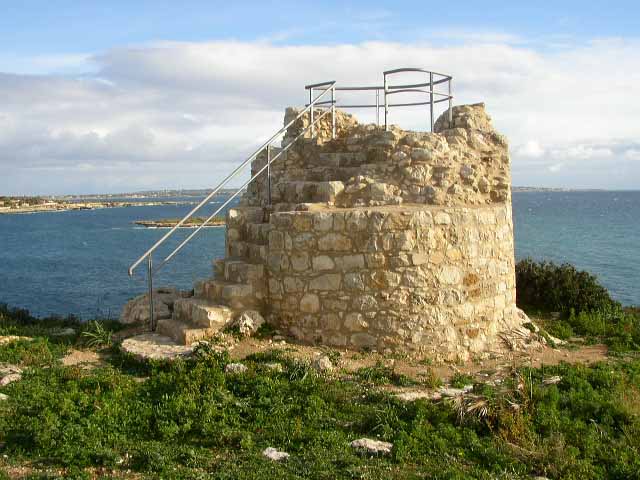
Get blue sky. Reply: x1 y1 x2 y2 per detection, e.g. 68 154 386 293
3 1 638 53
1 1 639 194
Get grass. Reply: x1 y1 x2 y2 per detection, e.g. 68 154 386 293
1 302 640 478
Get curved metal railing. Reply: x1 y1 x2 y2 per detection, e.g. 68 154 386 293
306 68 453 131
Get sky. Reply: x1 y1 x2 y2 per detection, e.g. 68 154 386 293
1 0 639 195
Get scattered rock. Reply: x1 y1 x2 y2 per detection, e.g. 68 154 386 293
0 336 29 346
119 287 188 325
235 310 265 337
312 355 334 372
542 375 562 385
262 447 289 461
225 363 248 374
350 438 393 455
0 393 8 401
121 333 195 361
265 363 284 373
0 373 21 387
0 365 22 386
394 391 441 402
439 385 474 397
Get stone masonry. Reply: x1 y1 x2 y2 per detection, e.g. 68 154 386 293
154 103 525 361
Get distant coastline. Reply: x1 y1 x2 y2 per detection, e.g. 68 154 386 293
134 216 225 228
0 200 197 215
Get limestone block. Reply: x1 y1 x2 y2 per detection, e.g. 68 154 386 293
309 273 341 291
345 313 368 332
312 255 335 271
300 293 320 313
318 233 352 251
344 273 365 291
339 254 365 270
291 252 310 271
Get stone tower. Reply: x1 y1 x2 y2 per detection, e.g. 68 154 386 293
157 103 525 361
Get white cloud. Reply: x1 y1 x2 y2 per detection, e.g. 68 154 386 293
1 37 640 194
515 140 545 158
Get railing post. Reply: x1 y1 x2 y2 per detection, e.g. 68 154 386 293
331 85 336 139
266 145 272 206
309 87 314 138
429 72 434 133
448 78 453 128
375 89 380 126
147 254 155 332
383 73 388 131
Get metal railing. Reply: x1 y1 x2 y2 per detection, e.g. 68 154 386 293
128 82 336 331
306 68 453 132
129 67 453 333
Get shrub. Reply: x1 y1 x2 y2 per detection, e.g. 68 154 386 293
515 259 617 315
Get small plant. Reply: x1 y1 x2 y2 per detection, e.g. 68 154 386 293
354 361 415 387
80 320 113 348
450 372 474 388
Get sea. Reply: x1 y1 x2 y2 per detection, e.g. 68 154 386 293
0 191 638 319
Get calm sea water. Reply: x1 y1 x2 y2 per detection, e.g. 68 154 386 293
0 191 637 319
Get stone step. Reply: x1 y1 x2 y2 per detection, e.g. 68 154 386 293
156 318 217 345
226 206 267 229
244 222 272 245
227 240 267 262
172 297 234 328
222 259 265 284
195 279 262 310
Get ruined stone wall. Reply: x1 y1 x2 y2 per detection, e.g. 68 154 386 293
245 104 511 209
265 204 517 360
240 103 523 359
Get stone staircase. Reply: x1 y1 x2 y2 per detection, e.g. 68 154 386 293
156 206 271 344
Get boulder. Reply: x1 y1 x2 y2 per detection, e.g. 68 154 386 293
119 287 186 325
312 355 334 372
225 363 248 374
350 438 393 455
235 310 265 337
262 447 289 461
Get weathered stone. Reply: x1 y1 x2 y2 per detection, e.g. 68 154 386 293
309 274 341 291
345 313 368 332
312 255 335 271
262 447 289 461
318 233 352 251
119 287 182 325
235 310 265 337
350 438 393 455
300 293 320 313
312 355 334 372
225 363 248 374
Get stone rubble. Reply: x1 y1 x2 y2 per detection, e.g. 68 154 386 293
234 310 265 337
312 354 334 372
350 438 393 455
0 365 23 386
262 447 290 461
225 363 248 374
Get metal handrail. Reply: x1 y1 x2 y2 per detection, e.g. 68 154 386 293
305 67 453 131
128 82 336 331
128 67 453 333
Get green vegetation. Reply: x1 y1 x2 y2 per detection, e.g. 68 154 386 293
0 263 639 478
516 259 640 352
515 258 616 315
0 196 51 208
